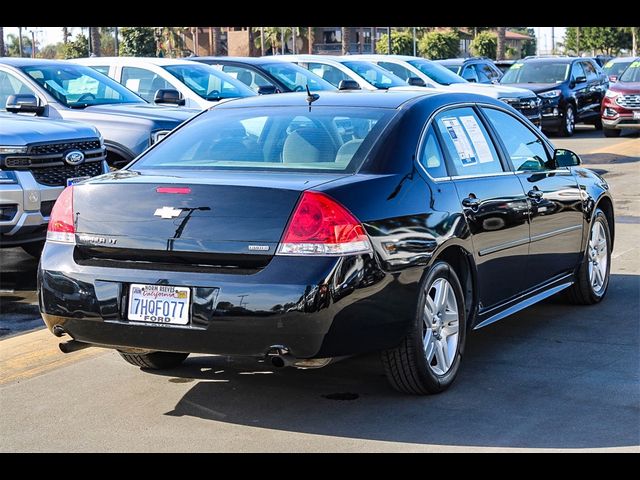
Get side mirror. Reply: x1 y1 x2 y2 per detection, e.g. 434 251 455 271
338 79 361 90
154 89 185 106
407 76 426 87
553 148 581 168
257 85 278 95
575 75 587 84
5 94 45 115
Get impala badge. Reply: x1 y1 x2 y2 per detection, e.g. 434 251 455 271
154 206 183 219
248 245 269 251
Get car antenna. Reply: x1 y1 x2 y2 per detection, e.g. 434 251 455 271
306 84 319 112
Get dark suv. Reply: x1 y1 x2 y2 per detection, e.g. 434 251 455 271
0 59 198 168
436 57 504 84
500 57 608 136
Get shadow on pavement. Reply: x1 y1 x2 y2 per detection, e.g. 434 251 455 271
0 248 41 337
142 274 640 449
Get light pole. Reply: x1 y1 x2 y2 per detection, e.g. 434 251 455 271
412 26 416 56
29 29 36 58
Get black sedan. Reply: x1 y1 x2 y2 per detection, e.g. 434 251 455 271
191 56 336 94
39 90 614 394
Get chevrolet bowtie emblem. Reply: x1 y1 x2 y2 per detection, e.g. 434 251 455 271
154 206 183 219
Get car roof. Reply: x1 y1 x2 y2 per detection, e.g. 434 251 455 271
607 56 638 63
213 89 446 110
194 56 288 65
0 57 76 67
350 54 425 62
73 57 206 67
436 58 473 65
521 57 577 64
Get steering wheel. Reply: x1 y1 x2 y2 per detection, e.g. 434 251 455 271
76 93 96 103
293 85 304 92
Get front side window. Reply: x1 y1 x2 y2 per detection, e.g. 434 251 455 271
221 65 271 91
91 65 110 76
121 67 172 102
479 63 500 82
483 108 550 171
341 61 405 89
434 107 503 177
407 59 466 85
260 63 335 92
0 70 35 110
501 62 570 84
581 61 598 82
461 65 480 83
307 63 351 88
20 63 144 107
163 64 254 101
571 62 586 82
378 61 413 81
418 126 448 178
133 106 393 173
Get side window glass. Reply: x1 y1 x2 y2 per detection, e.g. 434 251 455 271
461 65 479 83
434 107 502 176
378 61 411 81
0 70 35 110
483 108 550 171
582 61 597 82
121 67 171 102
91 66 111 76
418 126 448 178
222 65 270 91
473 64 491 83
571 62 586 82
307 62 349 87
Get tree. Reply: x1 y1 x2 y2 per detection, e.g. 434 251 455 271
210 27 222 56
375 30 414 55
62 34 89 59
564 27 632 56
89 27 101 56
0 27 5 56
99 28 116 56
38 43 64 59
252 27 287 55
62 27 70 44
158 27 187 57
342 27 355 55
496 27 506 60
5 34 32 57
418 30 459 60
470 31 496 58
510 27 537 57
119 27 156 57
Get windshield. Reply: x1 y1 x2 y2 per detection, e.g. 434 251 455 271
603 60 634 78
619 60 640 82
162 63 254 101
341 61 406 88
501 62 570 84
260 63 335 92
20 63 144 107
133 106 393 173
406 59 466 85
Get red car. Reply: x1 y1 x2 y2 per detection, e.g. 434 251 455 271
601 58 640 137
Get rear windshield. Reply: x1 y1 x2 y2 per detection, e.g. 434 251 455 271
132 106 394 173
619 60 640 82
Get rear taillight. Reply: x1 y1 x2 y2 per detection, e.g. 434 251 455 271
46 186 75 244
277 191 371 256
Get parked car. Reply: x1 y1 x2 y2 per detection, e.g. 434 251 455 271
0 112 107 256
279 54 415 90
435 57 504 84
191 56 335 94
353 54 542 127
74 57 255 110
601 58 640 137
0 59 198 169
500 56 608 136
39 90 614 395
602 56 637 83
495 59 516 74
590 55 614 68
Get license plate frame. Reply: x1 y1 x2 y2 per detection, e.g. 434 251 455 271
127 284 191 325
633 111 640 120
66 176 90 186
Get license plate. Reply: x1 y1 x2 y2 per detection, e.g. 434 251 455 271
128 284 190 325
66 176 90 186
633 111 640 120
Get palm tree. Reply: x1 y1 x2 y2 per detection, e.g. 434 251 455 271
89 27 101 56
341 27 356 55
62 27 70 44
209 27 222 56
159 27 186 57
253 27 285 55
496 27 506 60
0 27 4 56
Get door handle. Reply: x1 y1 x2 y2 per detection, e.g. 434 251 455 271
527 188 543 200
462 196 480 209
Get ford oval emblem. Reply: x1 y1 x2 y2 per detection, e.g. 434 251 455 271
64 150 85 166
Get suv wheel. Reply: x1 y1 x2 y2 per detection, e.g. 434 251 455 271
560 104 576 137
118 351 189 369
592 117 603 130
382 261 466 395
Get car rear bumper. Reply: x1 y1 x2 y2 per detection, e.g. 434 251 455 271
39 242 419 359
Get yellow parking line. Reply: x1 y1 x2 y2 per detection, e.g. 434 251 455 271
0 328 105 385
591 138 640 157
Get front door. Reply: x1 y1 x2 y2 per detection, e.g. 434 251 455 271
433 106 531 310
481 106 583 290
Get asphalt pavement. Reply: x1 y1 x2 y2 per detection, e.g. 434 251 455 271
0 125 638 452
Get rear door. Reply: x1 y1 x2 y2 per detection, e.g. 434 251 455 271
433 106 531 309
570 62 589 116
581 60 604 118
481 106 583 289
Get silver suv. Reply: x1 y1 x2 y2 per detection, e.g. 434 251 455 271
0 112 107 256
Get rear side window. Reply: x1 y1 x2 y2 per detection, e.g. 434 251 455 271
483 108 550 171
418 127 448 178
133 106 393 173
121 67 172 102
434 107 502 177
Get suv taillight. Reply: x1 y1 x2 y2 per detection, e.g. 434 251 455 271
277 191 371 256
46 186 75 244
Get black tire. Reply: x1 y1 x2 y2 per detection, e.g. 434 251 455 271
603 127 621 138
21 240 45 258
118 351 189 369
559 104 576 137
382 261 467 395
592 117 603 130
566 209 611 305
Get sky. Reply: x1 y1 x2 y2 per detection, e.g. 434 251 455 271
3 26 567 53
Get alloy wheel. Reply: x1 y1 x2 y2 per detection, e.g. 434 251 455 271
422 278 460 376
588 221 608 294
